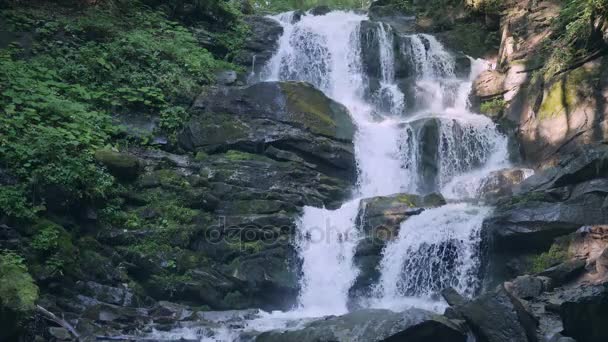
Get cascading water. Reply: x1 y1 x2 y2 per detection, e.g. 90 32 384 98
261 10 509 317
152 9 512 340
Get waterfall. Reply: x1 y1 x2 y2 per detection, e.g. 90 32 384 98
260 10 507 318
149 10 513 340
372 203 490 311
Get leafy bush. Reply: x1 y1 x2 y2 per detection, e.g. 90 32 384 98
0 2 239 217
0 250 39 338
480 98 507 116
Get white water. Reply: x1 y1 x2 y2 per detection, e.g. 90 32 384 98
372 203 491 311
153 10 511 341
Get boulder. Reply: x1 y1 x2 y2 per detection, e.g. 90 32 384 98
472 70 506 99
538 259 586 286
179 82 357 185
76 281 134 307
559 284 608 342
256 308 466 342
309 6 331 16
504 275 553 300
94 149 140 181
454 286 538 342
477 168 533 202
356 193 446 239
233 16 283 75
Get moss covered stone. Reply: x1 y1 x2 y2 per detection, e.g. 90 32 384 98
280 82 355 140
95 149 141 181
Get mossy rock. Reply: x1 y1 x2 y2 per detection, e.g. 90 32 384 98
95 149 141 181
537 66 597 120
138 169 189 189
0 252 39 340
280 82 355 140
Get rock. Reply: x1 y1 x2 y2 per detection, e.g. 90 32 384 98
441 287 467 307
559 284 608 342
214 70 237 85
179 82 357 185
151 301 194 321
94 149 140 181
547 333 576 342
233 16 283 76
48 327 71 340
309 6 331 16
356 193 446 239
516 145 608 194
477 168 533 202
504 275 553 300
473 70 506 99
484 182 608 254
538 259 586 286
76 281 134 307
455 286 538 342
256 308 466 342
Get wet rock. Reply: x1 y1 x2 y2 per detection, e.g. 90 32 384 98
214 70 237 86
233 16 283 75
309 6 331 16
256 308 466 342
150 301 194 321
538 259 586 286
48 327 71 340
441 287 467 307
455 286 538 342
477 168 533 203
559 284 608 342
356 193 446 239
504 275 553 300
179 82 357 185
76 281 134 307
94 149 141 181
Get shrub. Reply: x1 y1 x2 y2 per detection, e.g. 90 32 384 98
0 250 39 339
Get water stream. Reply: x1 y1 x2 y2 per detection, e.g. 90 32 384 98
153 9 512 340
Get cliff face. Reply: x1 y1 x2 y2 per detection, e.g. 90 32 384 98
472 0 608 167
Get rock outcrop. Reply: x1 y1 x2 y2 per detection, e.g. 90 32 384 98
470 0 608 166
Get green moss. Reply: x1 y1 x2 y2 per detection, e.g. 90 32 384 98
224 150 267 161
94 149 139 169
195 151 209 161
480 98 507 118
502 191 549 208
280 82 355 139
395 194 416 206
0 251 39 338
529 243 568 273
139 169 190 189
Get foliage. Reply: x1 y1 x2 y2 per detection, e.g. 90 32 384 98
537 0 608 79
0 1 240 217
0 250 39 326
480 98 507 116
530 243 568 273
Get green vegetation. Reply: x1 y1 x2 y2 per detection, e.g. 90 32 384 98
0 251 39 338
480 98 507 117
530 243 569 273
0 0 244 220
538 0 608 79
